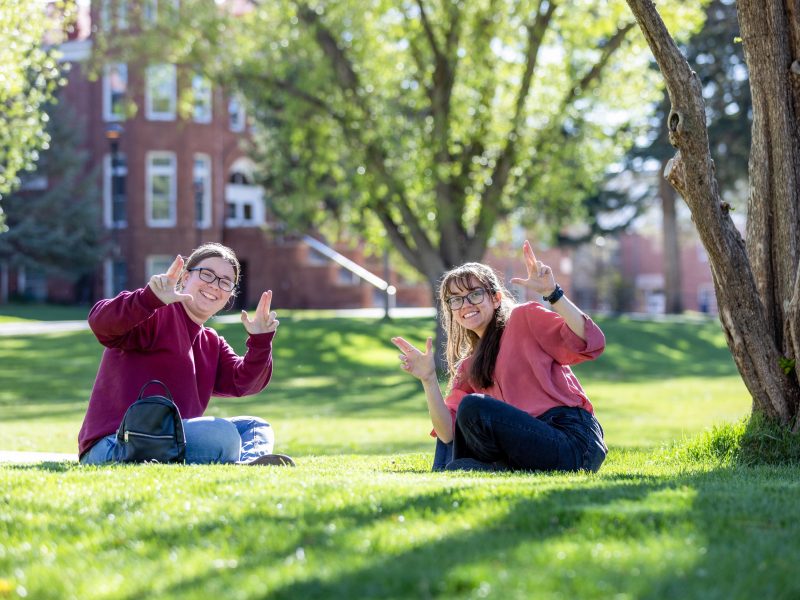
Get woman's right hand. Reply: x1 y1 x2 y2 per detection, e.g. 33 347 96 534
391 336 436 382
147 255 194 305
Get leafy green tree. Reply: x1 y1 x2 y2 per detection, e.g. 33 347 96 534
0 101 104 289
626 0 800 433
0 0 70 211
100 1 704 285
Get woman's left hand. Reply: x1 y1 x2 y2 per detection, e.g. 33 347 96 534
241 290 279 334
510 239 558 297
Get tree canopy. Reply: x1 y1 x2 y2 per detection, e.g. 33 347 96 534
0 101 103 283
99 0 706 288
0 0 70 213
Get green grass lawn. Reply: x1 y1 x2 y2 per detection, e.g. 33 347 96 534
2 313 798 599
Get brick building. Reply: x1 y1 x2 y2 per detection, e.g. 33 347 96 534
13 0 429 309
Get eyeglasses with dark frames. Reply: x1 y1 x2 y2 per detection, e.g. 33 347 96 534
187 267 236 292
445 288 486 310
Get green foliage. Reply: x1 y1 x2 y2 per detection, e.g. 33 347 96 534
94 0 707 279
0 101 104 282
0 0 71 206
779 356 795 375
679 412 800 466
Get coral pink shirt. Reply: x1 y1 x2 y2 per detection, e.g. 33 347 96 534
439 301 604 436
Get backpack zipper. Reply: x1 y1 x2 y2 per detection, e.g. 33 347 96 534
124 430 175 442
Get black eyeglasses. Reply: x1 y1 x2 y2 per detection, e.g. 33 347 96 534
445 288 486 310
188 267 235 292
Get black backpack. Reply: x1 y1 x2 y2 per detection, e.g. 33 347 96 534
115 380 186 463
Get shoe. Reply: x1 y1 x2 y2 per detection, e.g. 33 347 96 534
443 458 497 472
245 453 295 466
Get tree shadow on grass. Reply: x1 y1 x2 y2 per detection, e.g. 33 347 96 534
63 467 795 600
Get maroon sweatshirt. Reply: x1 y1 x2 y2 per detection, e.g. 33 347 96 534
78 286 274 456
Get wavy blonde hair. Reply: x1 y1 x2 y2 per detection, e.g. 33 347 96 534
439 262 515 388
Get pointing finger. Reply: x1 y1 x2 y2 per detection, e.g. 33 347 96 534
425 337 433 354
391 337 414 353
166 255 184 279
524 240 538 266
258 290 273 317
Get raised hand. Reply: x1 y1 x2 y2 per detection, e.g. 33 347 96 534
241 290 279 335
391 336 436 382
510 239 557 297
148 255 194 305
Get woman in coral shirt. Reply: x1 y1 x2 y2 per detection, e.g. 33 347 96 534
392 240 607 472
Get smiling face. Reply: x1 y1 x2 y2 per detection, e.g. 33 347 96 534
179 256 236 324
446 276 501 338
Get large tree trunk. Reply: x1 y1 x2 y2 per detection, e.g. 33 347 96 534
626 0 800 430
660 158 683 314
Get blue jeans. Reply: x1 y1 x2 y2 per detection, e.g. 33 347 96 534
433 394 607 472
80 416 275 465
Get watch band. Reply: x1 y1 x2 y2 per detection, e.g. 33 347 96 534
543 284 564 304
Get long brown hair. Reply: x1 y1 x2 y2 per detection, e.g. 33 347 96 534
439 262 514 389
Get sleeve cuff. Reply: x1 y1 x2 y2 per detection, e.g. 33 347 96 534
246 331 276 348
560 315 605 353
140 285 166 310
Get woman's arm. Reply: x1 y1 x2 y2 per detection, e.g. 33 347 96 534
391 336 455 443
510 239 588 340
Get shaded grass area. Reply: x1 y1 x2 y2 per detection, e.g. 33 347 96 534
0 303 91 322
0 315 748 453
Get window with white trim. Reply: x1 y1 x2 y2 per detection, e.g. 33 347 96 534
104 259 128 297
146 255 174 281
193 154 212 229
192 75 213 123
146 152 177 227
103 63 128 121
146 64 177 121
228 95 245 132
103 152 128 227
100 0 128 30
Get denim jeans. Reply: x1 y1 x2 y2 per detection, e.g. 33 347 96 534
433 394 607 472
80 416 275 465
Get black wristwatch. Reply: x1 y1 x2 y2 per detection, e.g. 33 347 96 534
543 284 564 304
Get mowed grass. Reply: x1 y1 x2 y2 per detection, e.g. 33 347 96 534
2 312 799 599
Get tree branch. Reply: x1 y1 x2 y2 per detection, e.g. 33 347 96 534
468 0 557 258
558 22 636 112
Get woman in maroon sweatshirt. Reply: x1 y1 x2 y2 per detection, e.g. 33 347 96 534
79 242 293 466
392 240 606 472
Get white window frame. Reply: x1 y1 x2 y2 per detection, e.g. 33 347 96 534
103 153 128 228
145 64 177 121
144 0 179 24
192 75 213 123
146 255 174 281
101 0 128 30
193 153 212 229
102 63 128 122
228 95 246 132
146 151 177 227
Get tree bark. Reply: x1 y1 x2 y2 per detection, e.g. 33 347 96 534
626 0 800 428
660 158 683 314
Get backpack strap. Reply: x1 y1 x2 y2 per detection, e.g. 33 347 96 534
137 379 174 402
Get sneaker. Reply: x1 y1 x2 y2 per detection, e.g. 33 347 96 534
444 458 497 472
245 453 295 467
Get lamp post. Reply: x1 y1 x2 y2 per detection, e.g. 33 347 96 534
104 123 124 295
